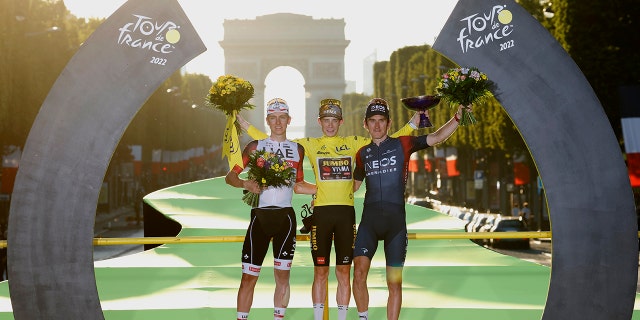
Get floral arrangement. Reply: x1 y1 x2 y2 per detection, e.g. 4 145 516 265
242 149 295 207
436 67 493 126
206 75 255 170
206 75 255 115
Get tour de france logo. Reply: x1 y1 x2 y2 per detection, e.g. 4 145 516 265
117 14 182 66
456 4 516 54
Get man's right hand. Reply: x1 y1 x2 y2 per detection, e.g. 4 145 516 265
242 179 261 194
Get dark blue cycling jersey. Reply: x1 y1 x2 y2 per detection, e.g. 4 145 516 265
354 135 430 205
353 135 430 266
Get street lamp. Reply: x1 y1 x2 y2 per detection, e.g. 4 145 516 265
24 26 59 37
539 0 555 18
543 5 555 19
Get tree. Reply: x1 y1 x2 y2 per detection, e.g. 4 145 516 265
533 0 640 141
0 0 78 153
340 93 371 137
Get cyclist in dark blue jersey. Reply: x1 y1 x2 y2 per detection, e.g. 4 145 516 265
351 98 469 320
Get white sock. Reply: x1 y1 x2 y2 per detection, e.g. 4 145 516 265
274 307 286 319
337 305 348 320
313 303 324 320
237 311 249 319
358 310 368 320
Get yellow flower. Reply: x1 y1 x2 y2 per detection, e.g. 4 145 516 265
206 74 255 115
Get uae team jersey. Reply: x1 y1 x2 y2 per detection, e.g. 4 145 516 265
233 138 305 208
247 124 415 207
354 136 430 205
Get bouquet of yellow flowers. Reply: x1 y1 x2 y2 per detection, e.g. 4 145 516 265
206 75 255 115
436 67 493 126
206 75 255 170
242 150 296 207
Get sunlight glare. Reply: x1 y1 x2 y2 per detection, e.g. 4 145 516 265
264 67 306 139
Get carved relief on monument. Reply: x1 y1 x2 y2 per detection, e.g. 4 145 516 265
312 62 342 78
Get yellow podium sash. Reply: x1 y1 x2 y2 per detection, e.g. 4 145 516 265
222 110 242 170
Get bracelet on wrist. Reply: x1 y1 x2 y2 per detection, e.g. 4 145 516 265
454 113 461 123
408 121 418 130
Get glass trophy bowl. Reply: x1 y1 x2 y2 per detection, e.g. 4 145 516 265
401 95 441 128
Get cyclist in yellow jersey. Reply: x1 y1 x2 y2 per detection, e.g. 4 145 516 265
238 99 420 320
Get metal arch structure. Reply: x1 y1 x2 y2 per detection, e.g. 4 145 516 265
433 1 637 319
6 0 205 319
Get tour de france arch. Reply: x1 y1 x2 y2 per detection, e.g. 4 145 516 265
6 0 637 319
433 1 637 319
219 13 350 138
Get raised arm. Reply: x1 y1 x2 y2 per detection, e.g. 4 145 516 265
426 104 470 146
237 114 269 140
390 112 420 138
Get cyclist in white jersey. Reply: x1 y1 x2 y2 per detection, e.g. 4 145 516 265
226 98 314 320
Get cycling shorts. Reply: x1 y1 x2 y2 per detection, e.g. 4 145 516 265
353 202 407 267
241 207 297 276
310 205 356 266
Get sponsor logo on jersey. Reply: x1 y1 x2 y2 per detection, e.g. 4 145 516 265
318 157 353 180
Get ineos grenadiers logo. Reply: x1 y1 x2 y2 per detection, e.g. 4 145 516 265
456 5 515 53
118 14 181 55
369 104 388 113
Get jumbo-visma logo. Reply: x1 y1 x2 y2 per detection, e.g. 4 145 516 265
117 14 181 57
456 5 515 53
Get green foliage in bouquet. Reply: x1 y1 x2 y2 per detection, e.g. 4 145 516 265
436 67 494 126
242 149 296 207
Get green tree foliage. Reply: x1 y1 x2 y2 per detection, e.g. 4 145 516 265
340 93 371 137
0 0 223 157
372 45 521 153
541 0 640 139
121 72 225 152
1 0 75 151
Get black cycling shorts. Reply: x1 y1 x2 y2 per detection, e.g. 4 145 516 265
241 207 297 271
353 202 407 267
310 205 356 266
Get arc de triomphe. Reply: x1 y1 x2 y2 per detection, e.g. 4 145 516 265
219 13 350 137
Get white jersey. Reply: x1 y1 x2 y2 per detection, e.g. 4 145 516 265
237 138 305 208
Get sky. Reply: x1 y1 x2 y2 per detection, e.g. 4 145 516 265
63 0 459 137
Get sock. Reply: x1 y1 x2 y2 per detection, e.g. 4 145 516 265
237 311 249 320
313 303 325 320
274 307 286 319
337 305 348 320
358 310 368 320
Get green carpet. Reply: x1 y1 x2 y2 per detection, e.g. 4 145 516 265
1 170 639 319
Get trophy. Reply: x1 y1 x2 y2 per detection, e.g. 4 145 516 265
401 95 441 128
